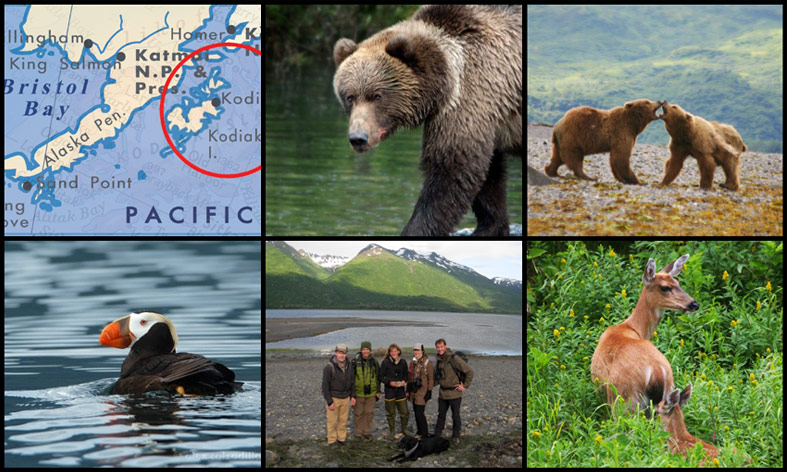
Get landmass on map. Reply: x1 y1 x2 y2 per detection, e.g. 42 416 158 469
161 66 230 157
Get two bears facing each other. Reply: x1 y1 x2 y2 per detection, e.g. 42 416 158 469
545 100 746 191
333 5 522 236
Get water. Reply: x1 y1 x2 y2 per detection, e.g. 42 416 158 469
4 241 262 467
266 309 522 356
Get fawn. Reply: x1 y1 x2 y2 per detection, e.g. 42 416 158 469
655 383 719 463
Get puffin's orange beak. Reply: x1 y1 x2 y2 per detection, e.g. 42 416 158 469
99 316 134 348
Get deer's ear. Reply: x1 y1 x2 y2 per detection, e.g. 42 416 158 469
643 258 657 284
678 383 692 406
662 254 689 277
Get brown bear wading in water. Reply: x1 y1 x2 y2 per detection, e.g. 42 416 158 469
659 101 746 191
545 99 664 184
333 5 522 236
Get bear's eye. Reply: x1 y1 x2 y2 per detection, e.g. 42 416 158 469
372 94 382 101
346 95 355 104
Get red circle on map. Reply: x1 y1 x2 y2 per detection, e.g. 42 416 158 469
159 42 261 179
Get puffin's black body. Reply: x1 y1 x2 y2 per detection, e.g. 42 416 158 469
100 311 242 395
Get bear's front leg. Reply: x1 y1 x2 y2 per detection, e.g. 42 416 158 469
609 144 641 185
471 151 509 236
401 169 480 236
659 149 689 187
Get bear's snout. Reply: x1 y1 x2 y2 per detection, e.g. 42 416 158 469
349 130 369 149
347 104 383 153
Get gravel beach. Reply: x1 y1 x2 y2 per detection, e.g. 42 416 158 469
527 123 784 236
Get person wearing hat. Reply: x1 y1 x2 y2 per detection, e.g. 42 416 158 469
351 341 381 441
322 344 355 446
379 343 414 440
408 343 435 437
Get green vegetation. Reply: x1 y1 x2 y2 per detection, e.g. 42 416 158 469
266 242 522 314
527 240 782 466
527 5 783 152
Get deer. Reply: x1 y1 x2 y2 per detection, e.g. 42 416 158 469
590 254 699 416
654 383 719 464
591 254 723 462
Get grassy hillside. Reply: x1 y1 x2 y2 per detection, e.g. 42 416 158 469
527 5 783 152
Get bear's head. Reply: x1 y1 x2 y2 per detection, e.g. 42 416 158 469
333 31 451 153
624 99 665 121
660 101 695 140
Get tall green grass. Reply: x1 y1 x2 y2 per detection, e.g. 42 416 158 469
527 240 782 467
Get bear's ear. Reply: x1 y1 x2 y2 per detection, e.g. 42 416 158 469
334 38 358 67
385 35 420 68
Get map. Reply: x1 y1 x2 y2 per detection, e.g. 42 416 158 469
4 5 261 235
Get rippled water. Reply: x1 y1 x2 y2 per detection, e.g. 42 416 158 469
4 241 261 467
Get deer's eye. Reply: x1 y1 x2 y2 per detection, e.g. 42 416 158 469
660 286 672 292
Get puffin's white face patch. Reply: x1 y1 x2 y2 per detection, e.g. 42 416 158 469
128 311 178 352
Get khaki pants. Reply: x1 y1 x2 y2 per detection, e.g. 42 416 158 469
326 396 350 444
353 396 376 437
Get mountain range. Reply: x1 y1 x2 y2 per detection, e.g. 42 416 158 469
266 242 522 314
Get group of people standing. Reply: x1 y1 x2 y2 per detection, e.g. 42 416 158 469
321 339 474 447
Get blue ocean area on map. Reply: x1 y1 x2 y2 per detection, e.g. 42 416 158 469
3 4 261 235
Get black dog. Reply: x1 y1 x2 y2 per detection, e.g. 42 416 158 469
389 435 450 463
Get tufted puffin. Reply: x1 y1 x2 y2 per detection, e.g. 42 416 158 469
99 311 243 395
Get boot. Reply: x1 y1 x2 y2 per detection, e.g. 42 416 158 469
396 399 415 437
385 400 397 440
